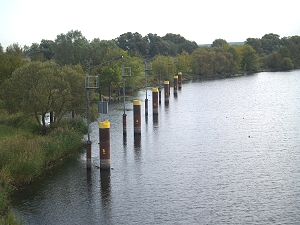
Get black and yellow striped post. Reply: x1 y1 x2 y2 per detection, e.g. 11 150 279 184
152 87 159 115
133 100 141 135
99 120 110 170
164 81 170 104
178 71 182 90
174 75 178 97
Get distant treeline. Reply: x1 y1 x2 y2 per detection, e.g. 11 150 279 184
1 31 300 88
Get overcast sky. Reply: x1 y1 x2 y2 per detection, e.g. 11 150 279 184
1 0 299 49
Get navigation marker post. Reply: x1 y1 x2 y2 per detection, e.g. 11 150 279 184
122 64 131 135
84 56 123 170
144 60 152 116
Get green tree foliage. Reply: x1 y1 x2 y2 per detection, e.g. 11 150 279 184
0 43 24 85
24 39 55 62
211 39 230 50
114 32 149 57
52 30 90 66
245 38 263 55
191 40 240 77
261 33 281 55
177 50 193 73
0 61 85 133
238 44 259 71
191 47 215 76
162 33 198 54
115 32 198 58
89 39 120 68
151 55 177 84
146 33 168 57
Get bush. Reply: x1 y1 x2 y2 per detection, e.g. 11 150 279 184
0 116 87 223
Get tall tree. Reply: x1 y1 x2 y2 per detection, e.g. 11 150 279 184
177 50 193 73
52 30 90 66
0 61 86 133
0 43 24 85
115 32 149 57
245 38 263 55
239 44 258 71
260 33 281 55
211 39 229 50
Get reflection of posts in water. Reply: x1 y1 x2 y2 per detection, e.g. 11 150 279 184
159 89 162 105
86 141 92 170
152 88 158 115
178 72 182 90
173 75 178 97
122 113 127 135
99 121 110 170
153 114 158 125
133 100 141 135
164 81 170 104
145 98 148 116
100 169 111 213
134 134 141 160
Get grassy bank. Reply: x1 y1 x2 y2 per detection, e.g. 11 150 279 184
0 112 87 224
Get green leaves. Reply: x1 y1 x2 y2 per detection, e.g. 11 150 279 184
0 62 86 131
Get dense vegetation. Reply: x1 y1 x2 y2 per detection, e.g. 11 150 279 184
1 31 299 92
0 30 299 223
0 111 87 224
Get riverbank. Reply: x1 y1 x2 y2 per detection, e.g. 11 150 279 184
0 112 87 224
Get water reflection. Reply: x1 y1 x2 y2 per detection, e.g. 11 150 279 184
153 114 158 126
134 134 141 161
122 133 127 146
100 170 111 203
100 170 111 224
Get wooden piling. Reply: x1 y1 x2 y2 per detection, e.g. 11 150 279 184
152 87 159 115
133 100 141 135
178 72 182 90
174 75 178 96
99 120 110 170
164 81 170 104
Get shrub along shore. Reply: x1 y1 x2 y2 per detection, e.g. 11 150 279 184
0 112 87 224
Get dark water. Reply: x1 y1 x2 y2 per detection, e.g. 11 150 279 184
12 71 300 224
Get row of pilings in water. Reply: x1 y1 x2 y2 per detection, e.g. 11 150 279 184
87 72 183 170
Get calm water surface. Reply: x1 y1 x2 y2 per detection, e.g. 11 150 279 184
12 71 300 224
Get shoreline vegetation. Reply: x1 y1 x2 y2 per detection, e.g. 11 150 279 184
1 30 300 224
0 112 87 224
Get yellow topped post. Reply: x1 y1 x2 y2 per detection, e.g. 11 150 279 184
99 120 111 170
152 88 159 115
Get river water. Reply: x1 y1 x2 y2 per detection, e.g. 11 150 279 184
12 71 300 224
